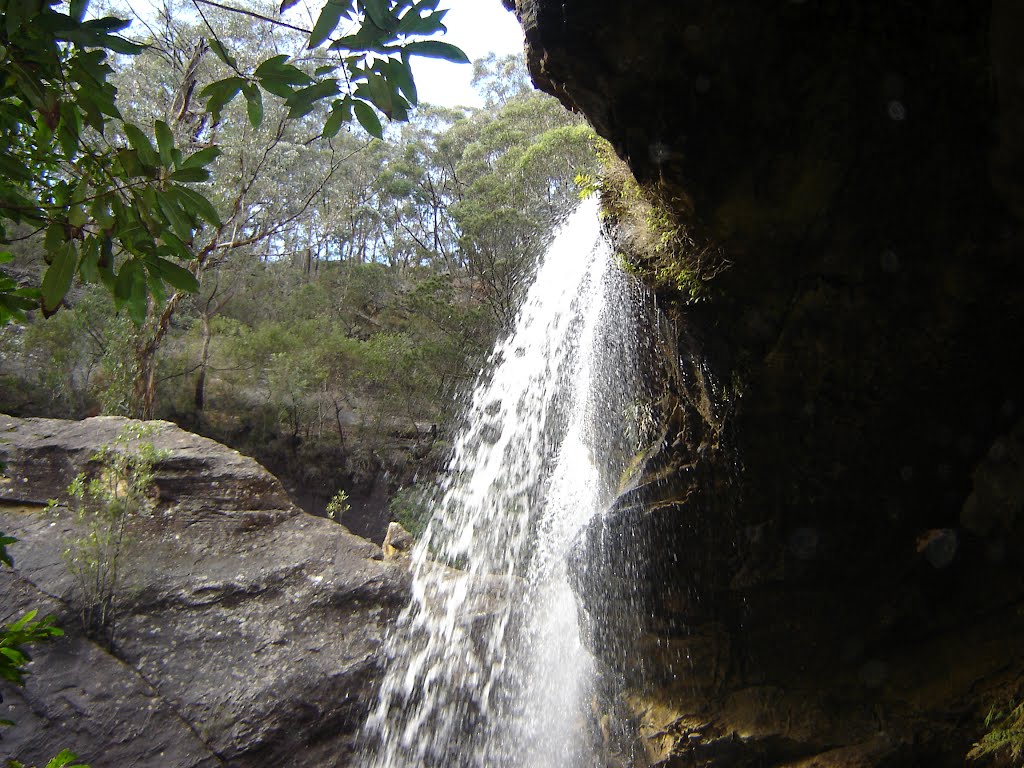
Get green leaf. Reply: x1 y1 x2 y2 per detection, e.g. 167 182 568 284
58 97 86 151
83 16 133 33
113 148 145 178
0 153 34 182
114 259 148 325
169 167 210 183
254 55 290 79
58 27 144 55
44 223 65 253
154 120 174 167
156 190 193 242
385 56 417 106
148 257 198 292
322 98 351 138
402 40 469 64
41 242 78 311
309 1 346 49
9 609 39 630
174 185 221 226
199 76 246 122
209 39 237 68
0 252 13 265
250 56 307 84
353 100 383 139
78 237 100 283
364 72 394 117
6 0 26 36
44 748 87 768
157 229 192 260
397 5 446 36
243 83 263 128
360 0 394 31
123 123 158 167
70 0 89 22
285 80 340 119
255 56 313 97
180 146 221 170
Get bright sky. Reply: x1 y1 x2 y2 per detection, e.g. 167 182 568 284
124 0 524 108
413 0 525 107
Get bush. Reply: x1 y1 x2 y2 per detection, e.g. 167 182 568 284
48 425 166 647
388 486 433 538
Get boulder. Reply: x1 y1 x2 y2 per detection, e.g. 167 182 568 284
0 415 409 767
381 522 415 560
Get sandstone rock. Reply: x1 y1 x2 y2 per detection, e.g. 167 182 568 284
0 415 409 767
381 522 414 560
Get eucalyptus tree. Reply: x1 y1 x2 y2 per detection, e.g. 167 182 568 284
449 80 602 330
1 0 468 414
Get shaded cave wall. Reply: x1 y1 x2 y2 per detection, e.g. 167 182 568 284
505 0 1024 764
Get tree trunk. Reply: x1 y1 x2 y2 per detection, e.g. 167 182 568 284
194 313 213 412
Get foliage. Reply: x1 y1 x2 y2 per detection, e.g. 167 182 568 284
0 609 63 691
0 538 75 766
0 49 603 521
326 488 351 520
6 749 90 768
0 0 215 323
47 424 166 646
0 0 466 327
388 485 430 537
969 699 1024 763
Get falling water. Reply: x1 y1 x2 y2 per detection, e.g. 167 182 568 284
362 197 647 768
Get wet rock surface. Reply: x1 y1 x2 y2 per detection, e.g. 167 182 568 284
0 415 409 767
508 0 1024 764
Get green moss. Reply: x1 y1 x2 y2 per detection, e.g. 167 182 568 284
970 700 1024 763
597 153 725 304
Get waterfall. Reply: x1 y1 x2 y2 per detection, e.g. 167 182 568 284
362 197 647 768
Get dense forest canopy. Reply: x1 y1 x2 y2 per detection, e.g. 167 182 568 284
0 0 602 535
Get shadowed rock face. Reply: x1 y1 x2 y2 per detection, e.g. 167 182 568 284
506 0 1024 765
0 415 409 767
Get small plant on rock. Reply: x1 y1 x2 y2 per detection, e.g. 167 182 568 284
48 425 166 648
326 489 351 521
1 537 88 767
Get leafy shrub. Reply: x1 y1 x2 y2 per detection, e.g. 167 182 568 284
48 425 166 647
388 486 433 538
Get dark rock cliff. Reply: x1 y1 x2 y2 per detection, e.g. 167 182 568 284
0 415 408 767
507 0 1024 765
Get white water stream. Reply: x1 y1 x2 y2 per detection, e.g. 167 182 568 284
362 198 645 768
